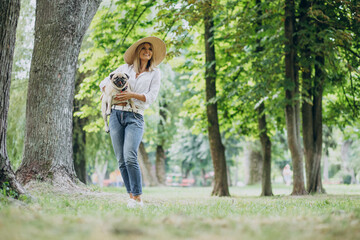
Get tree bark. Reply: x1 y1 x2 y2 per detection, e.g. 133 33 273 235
155 101 167 185
201 168 207 186
138 141 158 186
16 0 101 186
306 53 325 193
284 0 307 195
95 157 107 188
73 71 88 184
323 153 329 183
341 140 357 184
155 145 166 185
258 102 273 196
204 0 230 197
300 0 325 193
245 146 262 185
255 0 273 196
0 0 26 196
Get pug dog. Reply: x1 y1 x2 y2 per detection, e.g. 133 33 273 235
101 72 135 132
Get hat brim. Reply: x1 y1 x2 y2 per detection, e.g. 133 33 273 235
123 36 166 67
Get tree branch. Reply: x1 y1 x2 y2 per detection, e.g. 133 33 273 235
121 0 156 46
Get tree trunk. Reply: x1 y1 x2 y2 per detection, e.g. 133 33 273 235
73 71 88 184
246 146 263 185
341 140 356 184
227 166 232 187
95 157 107 188
155 101 167 185
155 145 166 185
300 0 325 193
323 153 329 183
16 0 101 186
204 0 230 197
138 141 158 186
254 0 273 196
0 0 26 196
284 0 307 195
258 102 273 196
201 168 207 186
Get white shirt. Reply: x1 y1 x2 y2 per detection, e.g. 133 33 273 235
99 64 161 114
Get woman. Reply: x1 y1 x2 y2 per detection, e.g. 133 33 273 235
99 36 166 208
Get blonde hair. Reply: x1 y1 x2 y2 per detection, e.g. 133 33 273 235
133 42 155 74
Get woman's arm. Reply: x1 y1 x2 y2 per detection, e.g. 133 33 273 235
114 91 146 102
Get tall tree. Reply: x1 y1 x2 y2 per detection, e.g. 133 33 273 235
298 0 326 194
138 141 158 186
258 102 273 196
204 0 230 196
16 0 102 186
284 0 307 195
155 99 167 185
254 0 273 196
0 0 26 195
244 143 263 185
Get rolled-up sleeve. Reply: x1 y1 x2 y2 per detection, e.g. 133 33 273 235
143 69 161 105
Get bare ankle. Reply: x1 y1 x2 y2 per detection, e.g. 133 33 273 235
133 195 142 202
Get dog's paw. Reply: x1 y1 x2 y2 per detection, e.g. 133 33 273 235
105 126 110 133
106 110 111 115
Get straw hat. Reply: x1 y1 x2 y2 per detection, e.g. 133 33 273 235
124 36 166 67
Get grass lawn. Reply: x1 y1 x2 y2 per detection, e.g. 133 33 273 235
0 183 359 240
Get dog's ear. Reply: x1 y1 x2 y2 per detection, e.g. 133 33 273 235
125 73 130 79
109 73 114 79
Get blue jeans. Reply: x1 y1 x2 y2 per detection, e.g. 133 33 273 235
109 110 144 196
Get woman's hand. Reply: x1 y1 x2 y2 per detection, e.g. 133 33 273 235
114 92 146 102
114 91 134 102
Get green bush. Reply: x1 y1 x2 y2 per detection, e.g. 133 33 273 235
1 182 18 198
342 174 352 185
329 164 341 178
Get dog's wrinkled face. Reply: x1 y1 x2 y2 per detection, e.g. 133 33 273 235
110 72 130 88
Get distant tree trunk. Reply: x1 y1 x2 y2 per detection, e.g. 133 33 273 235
246 146 263 185
341 140 356 184
284 0 307 195
0 0 26 196
138 141 158 186
323 153 329 182
204 0 230 197
227 166 232 186
16 0 101 186
155 101 167 185
201 168 207 186
95 157 107 188
234 157 239 186
73 71 88 184
155 145 166 185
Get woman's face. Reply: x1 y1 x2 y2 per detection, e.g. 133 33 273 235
139 43 153 62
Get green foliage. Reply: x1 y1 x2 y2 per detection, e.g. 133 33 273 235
168 127 212 177
0 182 18 199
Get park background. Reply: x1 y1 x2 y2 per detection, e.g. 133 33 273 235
1 0 360 239
6 0 360 191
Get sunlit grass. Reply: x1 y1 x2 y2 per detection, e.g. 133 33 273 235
0 184 359 240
